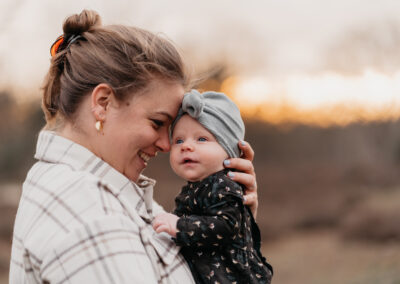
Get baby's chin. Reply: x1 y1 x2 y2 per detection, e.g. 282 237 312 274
179 169 224 183
173 171 204 183
171 162 226 182
178 173 202 183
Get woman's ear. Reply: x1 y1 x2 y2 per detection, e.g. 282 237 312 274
91 83 114 121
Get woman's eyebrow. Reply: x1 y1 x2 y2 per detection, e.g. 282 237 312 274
155 111 173 121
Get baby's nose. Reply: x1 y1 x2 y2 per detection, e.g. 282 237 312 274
181 141 194 151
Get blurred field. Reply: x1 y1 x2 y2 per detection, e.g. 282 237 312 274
1 92 400 283
263 229 400 284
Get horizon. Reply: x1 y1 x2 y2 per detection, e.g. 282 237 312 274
1 0 400 126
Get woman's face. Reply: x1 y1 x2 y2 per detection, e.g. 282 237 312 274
100 80 184 182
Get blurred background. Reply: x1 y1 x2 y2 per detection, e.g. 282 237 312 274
1 0 400 283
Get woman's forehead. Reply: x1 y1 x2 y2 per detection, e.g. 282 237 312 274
130 80 184 111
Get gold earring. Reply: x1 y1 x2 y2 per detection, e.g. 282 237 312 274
95 121 103 132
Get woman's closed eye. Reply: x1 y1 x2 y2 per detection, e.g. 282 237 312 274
151 119 164 129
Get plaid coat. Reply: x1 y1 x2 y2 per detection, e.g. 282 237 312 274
10 131 194 284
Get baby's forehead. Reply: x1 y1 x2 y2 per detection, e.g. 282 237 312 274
171 115 214 136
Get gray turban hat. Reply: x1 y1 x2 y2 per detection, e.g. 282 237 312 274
171 89 245 158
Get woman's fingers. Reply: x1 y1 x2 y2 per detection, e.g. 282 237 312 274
225 166 259 218
243 191 257 205
223 141 255 173
243 190 258 213
227 171 258 200
242 179 258 204
238 140 254 161
224 158 254 175
223 140 259 218
226 171 255 189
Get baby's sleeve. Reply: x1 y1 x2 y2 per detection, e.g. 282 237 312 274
174 181 244 248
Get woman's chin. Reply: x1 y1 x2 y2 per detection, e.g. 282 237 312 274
125 157 148 181
123 168 141 182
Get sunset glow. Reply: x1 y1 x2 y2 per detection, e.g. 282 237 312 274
221 69 400 127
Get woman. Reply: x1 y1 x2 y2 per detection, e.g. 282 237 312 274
10 10 259 283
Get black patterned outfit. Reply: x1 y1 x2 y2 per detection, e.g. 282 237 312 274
173 169 273 284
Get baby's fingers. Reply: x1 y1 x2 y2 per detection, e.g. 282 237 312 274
155 224 168 234
152 217 162 230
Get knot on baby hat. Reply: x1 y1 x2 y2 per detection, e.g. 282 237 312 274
181 89 205 118
172 89 245 158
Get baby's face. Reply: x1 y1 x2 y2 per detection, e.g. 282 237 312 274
170 115 229 182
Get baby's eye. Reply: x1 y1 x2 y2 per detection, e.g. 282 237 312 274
176 139 184 144
198 137 207 142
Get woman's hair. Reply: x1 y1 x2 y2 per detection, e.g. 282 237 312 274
42 9 189 128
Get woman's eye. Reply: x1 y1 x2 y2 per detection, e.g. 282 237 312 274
152 120 164 129
176 139 183 144
198 137 207 142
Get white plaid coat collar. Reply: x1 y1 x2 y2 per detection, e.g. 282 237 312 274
34 131 181 266
35 130 155 220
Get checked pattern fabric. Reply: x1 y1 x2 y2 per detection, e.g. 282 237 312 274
10 131 195 284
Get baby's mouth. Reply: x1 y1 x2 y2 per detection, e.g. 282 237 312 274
182 158 198 164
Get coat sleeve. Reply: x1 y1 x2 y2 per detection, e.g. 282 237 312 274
40 216 159 284
174 181 244 248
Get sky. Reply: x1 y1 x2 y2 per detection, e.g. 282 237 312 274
1 0 400 125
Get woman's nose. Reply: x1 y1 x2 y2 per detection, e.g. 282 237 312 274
156 129 171 152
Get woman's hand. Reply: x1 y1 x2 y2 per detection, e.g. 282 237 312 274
223 141 259 218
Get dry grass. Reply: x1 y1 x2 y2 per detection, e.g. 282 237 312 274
0 240 10 283
340 188 400 243
264 230 400 284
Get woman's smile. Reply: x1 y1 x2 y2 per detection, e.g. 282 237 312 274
138 150 151 166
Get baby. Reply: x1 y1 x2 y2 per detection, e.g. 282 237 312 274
153 90 273 284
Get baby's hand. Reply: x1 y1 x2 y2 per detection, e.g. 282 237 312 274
152 213 179 237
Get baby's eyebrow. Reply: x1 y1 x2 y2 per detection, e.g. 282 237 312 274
171 133 182 139
171 136 184 143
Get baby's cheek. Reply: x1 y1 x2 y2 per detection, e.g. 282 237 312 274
170 157 178 171
169 150 177 167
